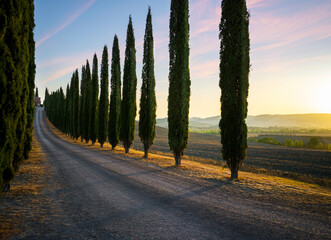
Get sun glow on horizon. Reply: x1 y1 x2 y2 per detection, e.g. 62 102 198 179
309 78 331 114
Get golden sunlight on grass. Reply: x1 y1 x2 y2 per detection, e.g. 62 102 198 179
0 137 47 238
47 117 331 205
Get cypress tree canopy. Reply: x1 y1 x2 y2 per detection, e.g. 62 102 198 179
98 46 109 148
83 60 91 143
64 84 70 134
219 0 250 179
90 54 99 145
79 65 86 142
72 70 80 139
168 0 191 165
108 35 122 150
139 7 156 159
24 0 36 160
120 16 137 153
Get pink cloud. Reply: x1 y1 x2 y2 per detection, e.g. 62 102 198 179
251 3 331 51
40 65 79 85
36 0 97 48
191 59 218 79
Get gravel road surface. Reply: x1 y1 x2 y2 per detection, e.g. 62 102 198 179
29 107 330 239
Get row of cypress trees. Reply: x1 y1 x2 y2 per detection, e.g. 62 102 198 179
45 0 250 179
45 8 157 158
0 0 36 192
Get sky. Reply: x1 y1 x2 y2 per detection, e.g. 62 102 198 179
34 0 331 118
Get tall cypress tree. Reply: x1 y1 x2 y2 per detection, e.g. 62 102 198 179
98 46 109 148
219 0 250 179
168 0 190 165
83 60 91 143
13 0 31 172
0 0 35 192
35 87 38 97
45 88 49 115
72 69 80 139
120 16 137 153
24 0 36 160
64 84 70 135
108 35 121 150
89 54 99 145
69 73 74 137
58 87 65 131
139 7 156 159
79 65 86 142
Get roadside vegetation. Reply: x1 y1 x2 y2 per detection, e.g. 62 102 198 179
249 136 331 150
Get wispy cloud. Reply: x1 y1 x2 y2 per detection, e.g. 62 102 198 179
251 2 331 52
40 65 79 85
36 0 97 48
37 50 98 86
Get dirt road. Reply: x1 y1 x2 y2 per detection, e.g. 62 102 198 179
28 107 329 239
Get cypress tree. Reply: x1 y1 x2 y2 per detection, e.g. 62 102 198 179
64 84 70 134
45 88 49 114
79 65 86 142
219 0 250 179
168 0 190 165
83 60 91 143
13 0 31 172
72 70 80 139
58 87 65 131
89 54 99 145
120 16 137 153
69 73 74 137
0 0 35 191
139 7 156 159
98 46 109 148
108 35 121 150
35 87 38 97
24 0 36 160
0 0 21 191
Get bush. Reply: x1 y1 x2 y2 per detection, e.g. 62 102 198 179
306 137 323 149
256 137 281 146
285 138 294 147
249 137 258 142
294 140 304 148
325 144 331 150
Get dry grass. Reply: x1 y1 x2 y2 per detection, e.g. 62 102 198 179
0 137 48 239
47 119 331 209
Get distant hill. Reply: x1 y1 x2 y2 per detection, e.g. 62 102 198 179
156 114 331 130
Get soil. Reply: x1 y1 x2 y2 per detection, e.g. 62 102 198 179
131 125 331 185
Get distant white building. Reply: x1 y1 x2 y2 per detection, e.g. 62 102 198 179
34 96 41 107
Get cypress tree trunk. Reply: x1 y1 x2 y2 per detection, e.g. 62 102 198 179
90 54 99 145
143 144 149 159
120 16 137 153
139 7 156 159
168 0 190 166
219 0 250 180
174 152 181 166
98 46 109 148
83 60 91 143
108 35 121 150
